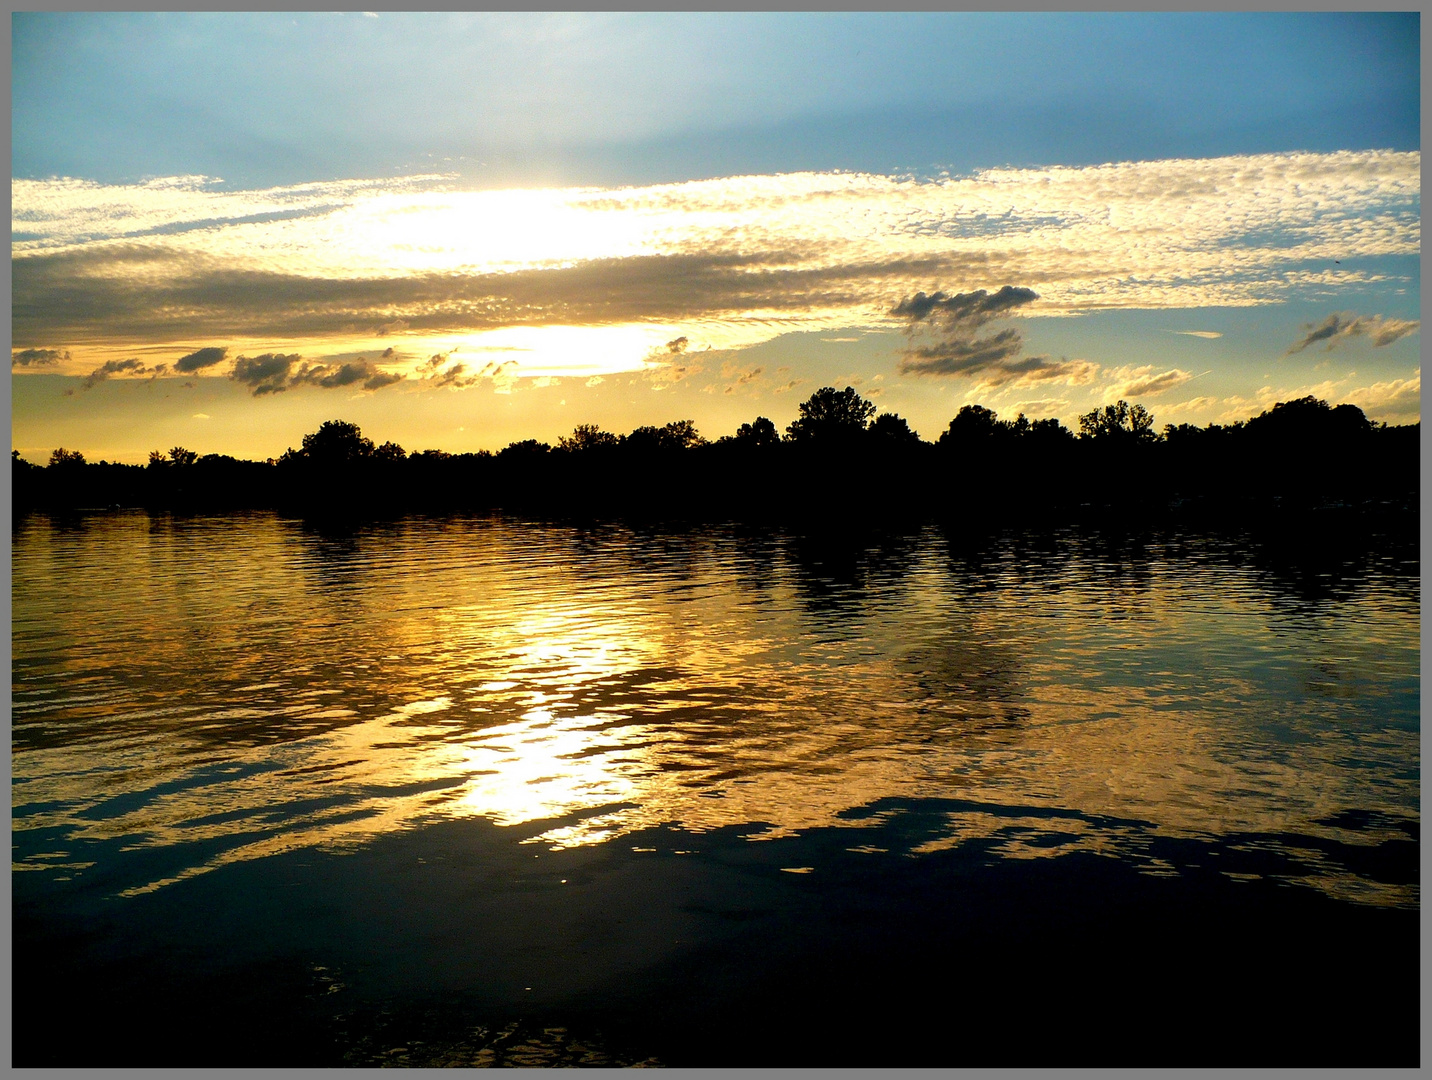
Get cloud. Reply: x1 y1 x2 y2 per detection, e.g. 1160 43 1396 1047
891 285 1038 329
721 368 762 394
230 352 301 395
1162 395 1219 415
643 336 707 390
10 151 1421 378
969 355 1100 391
1347 372 1421 423
1214 369 1422 425
174 345 229 373
1104 364 1199 398
1286 313 1421 354
893 283 1094 389
228 352 404 396
80 357 167 390
419 351 518 390
1164 330 1222 339
899 327 1025 376
299 359 403 390
193 413 210 419
11 347 69 366
1369 319 1420 346
13 247 935 347
11 172 445 253
892 284 1075 387
1009 398 1068 417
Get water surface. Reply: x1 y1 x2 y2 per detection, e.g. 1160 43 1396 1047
12 511 1420 1065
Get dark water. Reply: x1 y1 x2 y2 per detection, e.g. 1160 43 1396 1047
12 511 1420 1065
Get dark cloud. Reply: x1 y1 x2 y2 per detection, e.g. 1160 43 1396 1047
1286 312 1421 354
174 345 229 373
902 346 1096 387
1369 318 1420 346
12 347 69 366
301 361 369 389
80 357 167 390
891 286 1038 329
667 336 689 353
230 352 300 395
13 245 968 345
230 352 404 396
422 353 518 389
891 283 1072 387
898 328 1024 376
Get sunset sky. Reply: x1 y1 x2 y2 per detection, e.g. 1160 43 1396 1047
11 11 1421 463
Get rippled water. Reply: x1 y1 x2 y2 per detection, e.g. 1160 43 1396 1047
14 511 1418 906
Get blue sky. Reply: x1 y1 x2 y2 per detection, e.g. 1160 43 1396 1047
10 12 1422 462
15 12 1419 187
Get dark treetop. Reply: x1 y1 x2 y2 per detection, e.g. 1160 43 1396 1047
14 389 1419 526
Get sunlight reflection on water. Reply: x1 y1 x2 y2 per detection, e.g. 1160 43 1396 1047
12 511 1419 905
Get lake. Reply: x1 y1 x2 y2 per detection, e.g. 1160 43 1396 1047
12 510 1420 1066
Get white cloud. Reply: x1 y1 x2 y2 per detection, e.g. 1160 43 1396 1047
1160 396 1219 415
1103 364 1200 399
1008 397 1068 417
1345 372 1421 423
11 150 1420 380
1213 369 1421 425
14 150 1417 309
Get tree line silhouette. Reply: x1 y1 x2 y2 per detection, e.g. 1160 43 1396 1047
14 386 1419 523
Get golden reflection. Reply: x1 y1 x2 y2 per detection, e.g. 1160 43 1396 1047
11 513 1420 907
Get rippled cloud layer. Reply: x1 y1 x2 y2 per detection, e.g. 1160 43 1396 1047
13 150 1420 385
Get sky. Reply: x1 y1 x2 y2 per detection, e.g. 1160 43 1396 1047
11 11 1421 463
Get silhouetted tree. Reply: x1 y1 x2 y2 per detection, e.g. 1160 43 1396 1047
1078 400 1155 441
498 439 551 459
870 412 922 446
730 416 780 447
624 420 705 453
14 396 1415 520
373 440 406 462
558 424 620 452
786 386 876 442
297 420 377 463
939 405 1002 445
1244 396 1372 445
1027 417 1073 443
